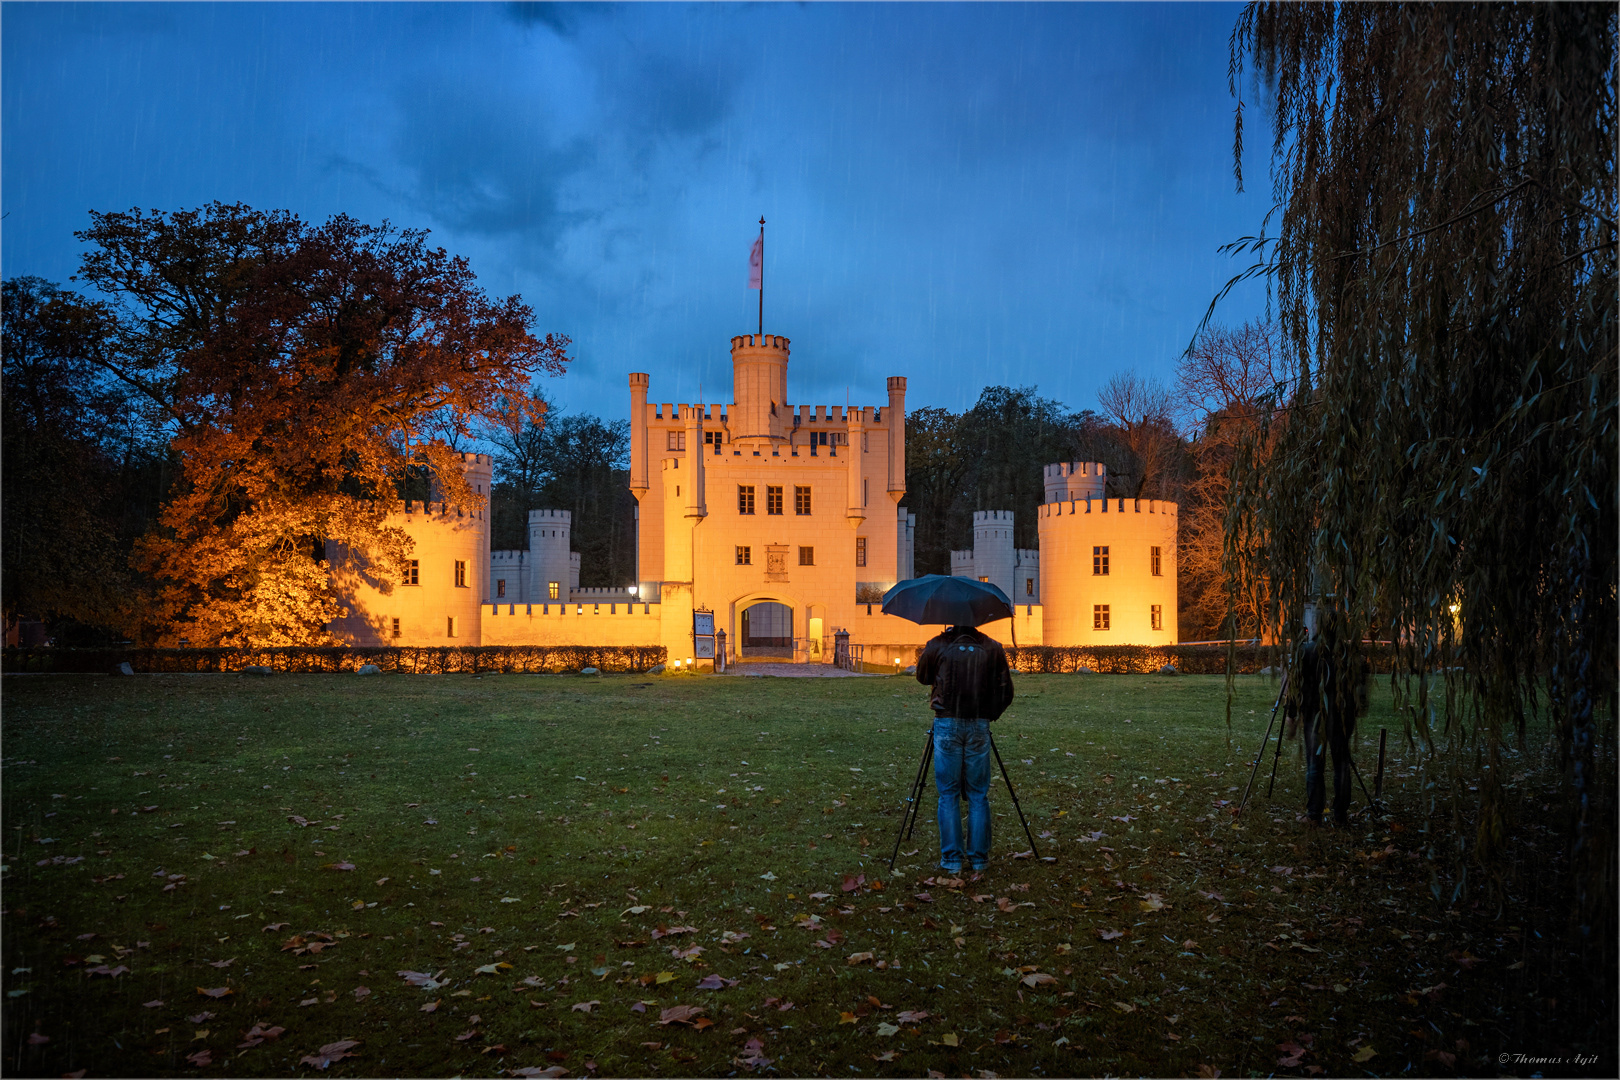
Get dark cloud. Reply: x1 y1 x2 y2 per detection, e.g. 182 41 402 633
389 80 595 247
504 2 604 37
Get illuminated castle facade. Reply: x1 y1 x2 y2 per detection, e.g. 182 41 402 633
329 331 1178 662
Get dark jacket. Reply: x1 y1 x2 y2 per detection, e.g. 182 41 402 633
915 626 1015 721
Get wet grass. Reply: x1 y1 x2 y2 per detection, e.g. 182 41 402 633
0 670 1606 1078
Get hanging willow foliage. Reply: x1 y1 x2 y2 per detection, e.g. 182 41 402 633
1218 1 1616 929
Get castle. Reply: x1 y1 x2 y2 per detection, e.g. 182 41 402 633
329 332 1178 663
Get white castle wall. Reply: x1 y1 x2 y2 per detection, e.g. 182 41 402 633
1038 490 1178 646
327 451 492 646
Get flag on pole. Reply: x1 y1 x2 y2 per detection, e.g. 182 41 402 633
748 234 763 289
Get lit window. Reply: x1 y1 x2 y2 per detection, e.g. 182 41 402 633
855 536 866 567
795 486 811 515
1151 604 1163 631
1093 605 1110 630
799 546 815 566
391 617 401 639
454 560 467 588
738 486 755 515
736 545 752 566
447 616 457 638
667 430 686 451
1151 546 1162 576
979 576 989 583
1093 546 1110 575
403 560 419 586
1026 578 1034 597
548 581 560 601
767 486 783 515
496 579 506 598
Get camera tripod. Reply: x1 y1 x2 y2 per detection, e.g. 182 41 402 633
888 724 1041 872
1233 672 1387 824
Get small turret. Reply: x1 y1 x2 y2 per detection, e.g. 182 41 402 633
529 509 572 604
1044 461 1107 504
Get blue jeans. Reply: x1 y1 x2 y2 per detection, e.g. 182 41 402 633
933 718 992 871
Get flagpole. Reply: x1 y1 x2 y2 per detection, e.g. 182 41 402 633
757 217 765 337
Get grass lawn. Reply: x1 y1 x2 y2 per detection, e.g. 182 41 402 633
1 671 1605 1078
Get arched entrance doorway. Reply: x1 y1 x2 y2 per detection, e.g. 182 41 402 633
740 601 794 658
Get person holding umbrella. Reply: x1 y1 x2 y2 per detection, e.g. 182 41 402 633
884 575 1017 874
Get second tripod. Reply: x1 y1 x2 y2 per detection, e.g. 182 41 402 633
888 723 1041 872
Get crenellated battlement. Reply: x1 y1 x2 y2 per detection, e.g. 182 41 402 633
974 510 1014 525
1037 497 1178 518
1043 460 1107 503
528 509 572 524
458 451 493 466
491 550 528 563
730 334 791 351
652 404 728 422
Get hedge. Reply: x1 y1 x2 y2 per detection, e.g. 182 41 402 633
1004 642 1398 675
0 644 666 675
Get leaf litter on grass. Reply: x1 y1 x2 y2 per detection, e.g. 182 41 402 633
1 671 1605 1078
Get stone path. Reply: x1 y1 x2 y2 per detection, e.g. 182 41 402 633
719 662 879 678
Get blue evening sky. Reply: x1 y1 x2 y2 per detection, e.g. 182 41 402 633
3 1 1273 423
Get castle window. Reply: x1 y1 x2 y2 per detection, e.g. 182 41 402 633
403 560 419 586
979 576 989 583
863 432 869 452
705 430 723 453
855 536 867 567
447 616 457 638
391 617 401 639
1094 605 1110 631
667 430 686 451
736 545 752 566
496 579 506 599
1093 546 1110 575
738 486 755 515
795 485 811 515
548 581 560 601
1026 578 1034 597
1151 604 1163 631
864 478 868 506
454 560 467 588
1151 545 1162 576
766 486 783 515
799 546 815 566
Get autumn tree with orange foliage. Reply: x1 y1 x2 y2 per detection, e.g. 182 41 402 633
73 203 570 645
1172 320 1287 642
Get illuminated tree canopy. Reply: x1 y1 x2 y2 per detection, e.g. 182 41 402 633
73 203 571 645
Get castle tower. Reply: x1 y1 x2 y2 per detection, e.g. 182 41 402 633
628 372 651 496
972 510 1016 602
729 334 790 449
529 509 572 604
886 376 908 501
1044 461 1107 504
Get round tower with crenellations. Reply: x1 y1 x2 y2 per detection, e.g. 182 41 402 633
729 334 791 448
529 509 572 604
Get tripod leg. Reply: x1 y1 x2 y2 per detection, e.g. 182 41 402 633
1236 707 1279 817
906 737 934 841
1265 710 1286 798
1348 752 1380 813
890 727 934 872
989 734 1040 860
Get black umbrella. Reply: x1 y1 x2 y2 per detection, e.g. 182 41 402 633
880 574 1014 627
